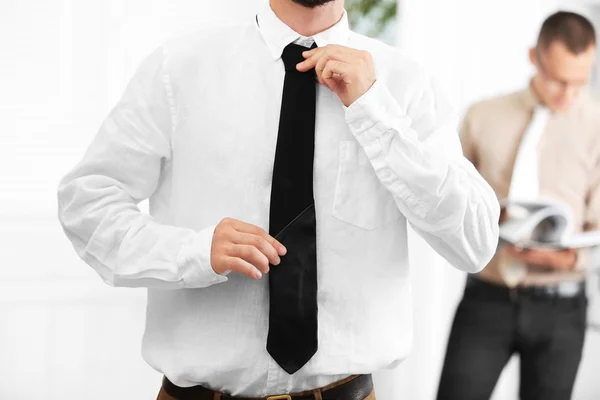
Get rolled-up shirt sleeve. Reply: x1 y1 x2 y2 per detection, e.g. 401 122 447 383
344 72 500 273
57 46 227 289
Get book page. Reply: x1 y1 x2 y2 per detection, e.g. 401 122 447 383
561 230 600 249
498 197 576 249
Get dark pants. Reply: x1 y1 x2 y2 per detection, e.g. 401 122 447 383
437 277 587 400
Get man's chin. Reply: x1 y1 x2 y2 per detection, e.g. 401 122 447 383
552 101 573 112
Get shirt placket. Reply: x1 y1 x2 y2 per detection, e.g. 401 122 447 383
265 357 291 395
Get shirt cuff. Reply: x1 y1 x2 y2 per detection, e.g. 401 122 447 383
177 224 228 288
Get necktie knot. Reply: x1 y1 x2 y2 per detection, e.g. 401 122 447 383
281 42 317 76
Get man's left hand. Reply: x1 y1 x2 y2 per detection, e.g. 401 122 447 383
297 45 376 107
506 246 577 270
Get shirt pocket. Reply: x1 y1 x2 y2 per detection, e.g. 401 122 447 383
332 140 401 230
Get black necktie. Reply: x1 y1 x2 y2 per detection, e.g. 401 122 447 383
267 42 319 375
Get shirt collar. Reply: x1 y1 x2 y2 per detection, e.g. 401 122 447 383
256 0 350 60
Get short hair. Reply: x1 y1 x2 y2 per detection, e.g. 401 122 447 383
537 11 596 54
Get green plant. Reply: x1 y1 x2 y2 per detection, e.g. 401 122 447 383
346 0 397 39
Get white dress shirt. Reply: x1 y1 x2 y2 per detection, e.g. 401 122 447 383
57 1 499 397
501 105 551 287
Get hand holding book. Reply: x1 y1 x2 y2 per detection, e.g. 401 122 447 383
499 197 600 250
505 245 578 270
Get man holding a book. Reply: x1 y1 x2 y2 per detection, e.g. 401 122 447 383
437 11 600 400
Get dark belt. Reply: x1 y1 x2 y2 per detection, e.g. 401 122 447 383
162 374 373 400
467 275 586 302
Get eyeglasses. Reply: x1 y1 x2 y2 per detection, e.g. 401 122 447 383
535 49 588 91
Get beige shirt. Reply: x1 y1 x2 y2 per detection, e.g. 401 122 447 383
462 86 600 286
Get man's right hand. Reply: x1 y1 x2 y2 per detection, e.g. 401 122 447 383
211 218 287 280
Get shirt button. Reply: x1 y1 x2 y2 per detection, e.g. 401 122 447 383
382 170 392 179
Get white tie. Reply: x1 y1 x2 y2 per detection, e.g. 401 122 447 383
500 105 551 287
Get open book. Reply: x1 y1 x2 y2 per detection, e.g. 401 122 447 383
499 197 600 250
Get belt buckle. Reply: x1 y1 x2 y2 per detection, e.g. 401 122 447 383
266 396 292 400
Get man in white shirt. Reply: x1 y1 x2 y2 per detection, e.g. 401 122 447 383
57 0 499 399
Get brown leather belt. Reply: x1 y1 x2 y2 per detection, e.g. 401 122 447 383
162 374 373 400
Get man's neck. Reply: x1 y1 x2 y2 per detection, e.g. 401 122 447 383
270 0 344 37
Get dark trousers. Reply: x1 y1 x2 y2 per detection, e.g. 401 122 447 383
437 277 587 400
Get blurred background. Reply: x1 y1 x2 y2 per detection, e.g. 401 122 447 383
0 0 599 399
